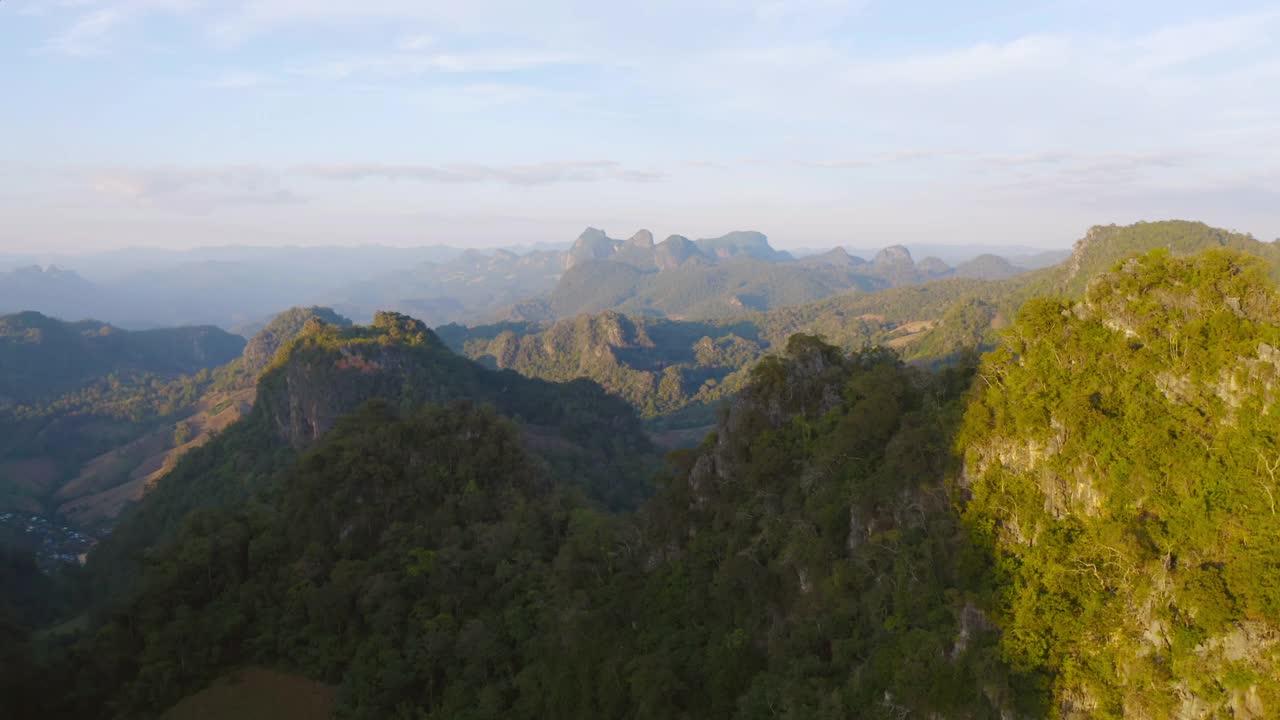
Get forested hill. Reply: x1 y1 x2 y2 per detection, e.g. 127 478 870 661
239 306 354 377
0 311 244 406
0 313 245 523
961 248 1280 716
1044 220 1280 296
0 307 351 528
86 310 657 602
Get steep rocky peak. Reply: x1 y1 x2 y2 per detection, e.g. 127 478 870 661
626 229 655 248
1065 224 1110 280
873 245 914 265
565 227 622 270
577 227 610 244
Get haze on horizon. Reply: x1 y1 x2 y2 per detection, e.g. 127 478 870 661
2 0 1278 253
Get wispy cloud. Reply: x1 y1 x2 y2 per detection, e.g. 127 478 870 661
297 50 578 80
38 0 202 56
42 8 125 56
90 166 302 211
300 161 664 186
85 159 665 210
985 152 1075 167
808 150 957 169
986 150 1201 195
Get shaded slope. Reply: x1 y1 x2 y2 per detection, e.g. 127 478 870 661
0 312 244 406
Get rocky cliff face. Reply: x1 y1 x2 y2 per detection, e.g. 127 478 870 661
564 227 622 270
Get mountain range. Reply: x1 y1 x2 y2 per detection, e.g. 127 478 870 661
6 222 1280 717
0 230 1063 331
444 220 1279 429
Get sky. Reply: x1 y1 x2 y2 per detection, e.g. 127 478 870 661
1 0 1278 252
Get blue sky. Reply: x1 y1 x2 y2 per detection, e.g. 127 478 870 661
2 0 1278 251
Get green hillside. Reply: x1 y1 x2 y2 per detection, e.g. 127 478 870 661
240 307 352 377
0 307 348 530
961 248 1280 715
87 310 656 604
0 312 244 407
0 314 246 520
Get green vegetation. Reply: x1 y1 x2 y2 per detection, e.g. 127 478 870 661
450 279 1011 422
0 313 247 518
444 311 760 419
9 222 1280 719
0 307 359 524
87 311 656 603
530 256 886 322
0 311 244 408
48 401 634 719
0 543 67 718
240 307 352 378
29 336 1043 719
961 248 1280 715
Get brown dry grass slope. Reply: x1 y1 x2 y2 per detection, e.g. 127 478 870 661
161 667 335 720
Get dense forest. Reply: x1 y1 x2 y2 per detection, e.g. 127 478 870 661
3 222 1280 718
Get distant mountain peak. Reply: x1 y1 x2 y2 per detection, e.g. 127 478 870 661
695 230 785 262
797 246 865 268
626 229 655 248
565 228 623 270
577 227 610 243
873 245 914 265
654 235 703 270
917 256 952 276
